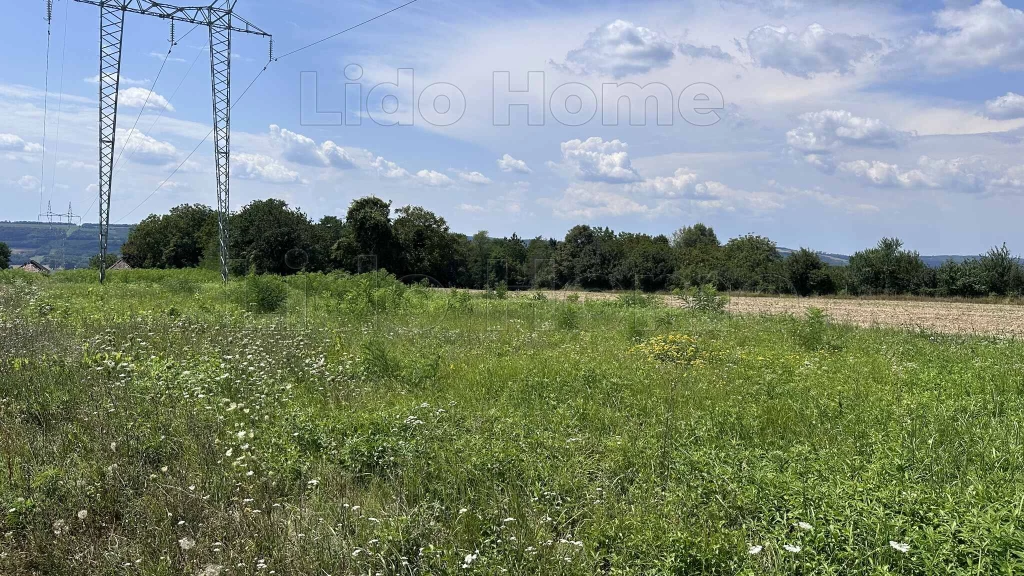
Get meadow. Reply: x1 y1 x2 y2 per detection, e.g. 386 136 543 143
2 269 1024 575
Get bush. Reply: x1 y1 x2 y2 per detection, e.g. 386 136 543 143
794 307 843 352
674 284 728 314
235 274 289 313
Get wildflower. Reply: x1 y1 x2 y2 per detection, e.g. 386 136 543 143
197 565 223 576
889 541 910 553
179 537 196 551
462 551 478 567
796 521 813 531
783 544 801 553
458 508 468 514
748 545 762 555
307 479 319 487
77 510 88 520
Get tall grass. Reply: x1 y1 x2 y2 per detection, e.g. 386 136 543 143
2 271 1023 574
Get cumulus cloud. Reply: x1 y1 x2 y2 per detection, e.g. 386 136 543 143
984 92 1024 119
118 87 175 112
232 153 303 184
415 169 454 187
370 156 411 180
458 203 486 213
746 23 882 76
554 20 676 78
455 170 492 185
268 125 357 169
497 154 532 174
904 0 1024 73
630 168 700 197
838 156 988 192
116 129 177 165
84 74 149 87
786 110 912 172
0 133 42 153
542 185 654 218
560 137 642 183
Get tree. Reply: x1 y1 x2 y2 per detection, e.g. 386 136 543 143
121 204 217 269
978 244 1024 296
89 253 119 270
785 248 833 296
613 232 674 291
308 216 346 272
671 223 722 288
936 259 985 298
0 241 11 269
230 199 314 275
848 237 930 295
489 233 529 288
553 225 618 289
392 205 456 284
526 237 558 288
721 234 784 292
333 197 397 273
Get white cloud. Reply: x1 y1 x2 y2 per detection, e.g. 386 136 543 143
905 0 1024 73
84 74 149 87
786 110 912 172
838 156 988 192
370 156 411 179
232 153 303 184
268 124 357 169
746 23 882 77
0 133 42 153
630 168 700 197
16 175 39 191
554 20 676 78
456 170 492 185
678 43 734 62
415 169 454 187
118 87 175 112
984 92 1024 119
116 129 178 165
542 185 653 218
497 153 531 174
458 203 486 212
57 160 95 170
560 137 642 183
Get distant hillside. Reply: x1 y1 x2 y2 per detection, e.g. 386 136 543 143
778 248 977 269
0 221 134 269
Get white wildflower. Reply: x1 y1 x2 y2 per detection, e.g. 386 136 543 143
748 544 762 555
178 537 196 551
796 521 813 531
77 510 88 520
783 544 801 553
889 541 910 553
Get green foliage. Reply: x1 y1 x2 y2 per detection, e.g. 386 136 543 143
674 284 729 313
0 241 10 269
978 243 1024 296
793 307 843 352
120 204 217 269
230 199 315 276
234 273 290 313
849 237 931 295
721 234 786 292
333 197 398 274
87 253 118 270
785 248 833 296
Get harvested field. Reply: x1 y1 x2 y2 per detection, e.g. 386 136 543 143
506 291 1024 337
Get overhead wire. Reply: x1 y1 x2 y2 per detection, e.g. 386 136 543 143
48 0 71 206
38 0 55 218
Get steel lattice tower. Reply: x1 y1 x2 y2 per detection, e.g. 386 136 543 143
73 0 270 282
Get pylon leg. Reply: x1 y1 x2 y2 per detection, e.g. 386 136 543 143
209 16 232 282
97 4 124 283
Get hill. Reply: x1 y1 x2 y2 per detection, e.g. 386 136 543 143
778 248 979 269
0 221 134 269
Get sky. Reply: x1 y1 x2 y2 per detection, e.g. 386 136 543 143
2 0 1024 255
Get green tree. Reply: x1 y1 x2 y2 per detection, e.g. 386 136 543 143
671 223 722 288
230 199 314 275
848 237 930 295
936 259 985 298
392 205 456 284
978 244 1024 296
785 248 834 296
0 241 11 269
526 237 558 288
308 216 346 272
333 197 397 273
121 204 217 269
721 234 784 292
553 225 618 289
613 233 674 291
489 233 529 288
89 253 119 270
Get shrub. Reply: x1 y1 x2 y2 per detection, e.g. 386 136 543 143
794 307 843 352
235 274 289 313
675 284 728 314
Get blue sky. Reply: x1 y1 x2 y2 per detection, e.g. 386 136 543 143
3 0 1024 255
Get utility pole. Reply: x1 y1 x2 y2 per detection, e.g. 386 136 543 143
38 201 80 270
72 0 270 283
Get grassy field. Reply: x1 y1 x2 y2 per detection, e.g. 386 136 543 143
2 269 1024 575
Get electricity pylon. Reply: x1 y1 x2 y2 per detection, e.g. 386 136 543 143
72 0 270 282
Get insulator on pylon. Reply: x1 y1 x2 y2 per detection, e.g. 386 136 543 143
46 0 53 22
269 38 274 61
169 20 175 45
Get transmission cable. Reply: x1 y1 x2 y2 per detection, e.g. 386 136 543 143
38 0 55 217
48 0 71 205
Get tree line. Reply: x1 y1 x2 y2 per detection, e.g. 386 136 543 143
111 197 1024 297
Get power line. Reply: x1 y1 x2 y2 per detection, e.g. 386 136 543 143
113 62 271 224
48 0 71 204
274 0 421 60
38 0 55 218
